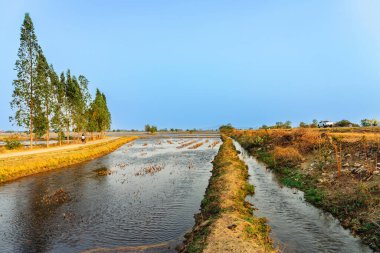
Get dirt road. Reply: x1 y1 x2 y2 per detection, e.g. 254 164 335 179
0 137 118 159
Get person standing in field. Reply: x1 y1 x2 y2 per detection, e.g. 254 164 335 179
81 133 86 144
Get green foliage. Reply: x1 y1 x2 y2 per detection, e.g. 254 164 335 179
311 119 318 128
361 118 379 127
145 124 157 133
10 14 109 145
10 13 41 146
335 119 357 127
88 89 112 134
246 184 255 195
219 124 234 134
5 140 22 150
304 188 324 204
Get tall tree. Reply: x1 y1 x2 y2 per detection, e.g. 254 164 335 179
101 92 111 132
73 75 91 140
87 89 111 138
36 51 53 147
50 67 65 145
65 69 73 143
10 13 41 148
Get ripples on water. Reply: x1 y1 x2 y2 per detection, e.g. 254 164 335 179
233 140 374 253
0 138 220 253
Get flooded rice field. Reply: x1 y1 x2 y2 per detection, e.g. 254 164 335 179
233 140 374 253
0 138 220 253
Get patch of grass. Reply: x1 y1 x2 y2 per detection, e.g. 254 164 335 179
279 168 305 189
246 183 255 195
187 227 210 253
304 188 324 204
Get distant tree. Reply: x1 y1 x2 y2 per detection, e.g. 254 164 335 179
275 122 283 128
285 121 292 128
361 119 379 127
299 122 308 128
144 124 157 133
311 119 318 128
274 121 291 129
335 119 357 127
150 125 157 133
10 13 41 148
219 124 234 134
260 124 269 129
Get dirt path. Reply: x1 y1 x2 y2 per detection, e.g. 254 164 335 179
0 137 118 159
0 137 137 184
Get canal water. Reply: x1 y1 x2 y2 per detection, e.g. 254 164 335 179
0 138 220 253
233 140 374 253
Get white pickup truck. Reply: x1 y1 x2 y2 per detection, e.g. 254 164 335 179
318 120 334 128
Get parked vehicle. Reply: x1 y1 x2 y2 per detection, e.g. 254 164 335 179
318 120 334 128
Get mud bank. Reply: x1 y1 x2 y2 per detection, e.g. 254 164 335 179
179 136 275 253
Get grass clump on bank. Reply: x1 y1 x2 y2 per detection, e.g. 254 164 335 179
231 128 380 251
179 135 275 253
0 137 137 183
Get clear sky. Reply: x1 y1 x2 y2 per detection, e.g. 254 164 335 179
1 0 380 130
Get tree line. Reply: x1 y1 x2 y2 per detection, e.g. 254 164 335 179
10 13 111 148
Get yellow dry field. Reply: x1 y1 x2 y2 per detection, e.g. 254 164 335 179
0 136 137 183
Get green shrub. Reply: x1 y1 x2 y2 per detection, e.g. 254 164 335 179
5 140 22 150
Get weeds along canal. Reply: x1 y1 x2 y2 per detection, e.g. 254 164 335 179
0 137 221 253
233 140 374 253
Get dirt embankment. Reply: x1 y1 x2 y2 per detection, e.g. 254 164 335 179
0 136 137 183
179 135 276 253
231 128 380 252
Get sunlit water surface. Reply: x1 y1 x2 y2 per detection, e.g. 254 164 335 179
0 138 220 253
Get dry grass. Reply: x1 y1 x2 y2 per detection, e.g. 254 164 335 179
232 128 380 251
0 137 137 183
188 142 204 149
273 146 303 167
177 140 197 149
208 140 220 148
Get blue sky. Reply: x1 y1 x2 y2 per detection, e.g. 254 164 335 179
1 0 380 130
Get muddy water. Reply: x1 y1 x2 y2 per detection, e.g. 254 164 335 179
233 140 374 253
0 138 220 253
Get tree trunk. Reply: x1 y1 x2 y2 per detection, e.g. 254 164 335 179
46 102 49 148
66 116 70 144
29 48 33 149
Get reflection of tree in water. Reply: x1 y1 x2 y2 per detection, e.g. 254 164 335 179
14 180 60 253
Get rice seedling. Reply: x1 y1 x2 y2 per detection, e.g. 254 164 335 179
176 140 197 149
135 164 165 176
208 140 220 148
188 142 204 149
